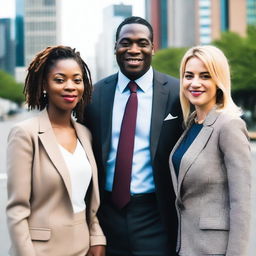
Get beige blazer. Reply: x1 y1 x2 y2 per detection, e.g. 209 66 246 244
169 109 251 256
6 109 106 256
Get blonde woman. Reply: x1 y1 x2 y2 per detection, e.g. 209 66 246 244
169 45 251 256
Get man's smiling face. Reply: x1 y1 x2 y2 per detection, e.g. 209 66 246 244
115 23 154 81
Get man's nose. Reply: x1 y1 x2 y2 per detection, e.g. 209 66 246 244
128 43 140 54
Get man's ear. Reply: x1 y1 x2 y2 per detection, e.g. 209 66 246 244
152 44 155 56
114 42 117 55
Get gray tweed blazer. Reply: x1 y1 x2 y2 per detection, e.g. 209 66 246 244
169 108 252 256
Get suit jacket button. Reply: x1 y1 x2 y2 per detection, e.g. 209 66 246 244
177 200 185 210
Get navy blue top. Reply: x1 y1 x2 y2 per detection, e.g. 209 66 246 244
172 123 203 176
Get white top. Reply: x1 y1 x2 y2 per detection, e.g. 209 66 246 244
58 140 92 213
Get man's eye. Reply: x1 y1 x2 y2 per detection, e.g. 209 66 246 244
139 41 149 47
120 42 129 47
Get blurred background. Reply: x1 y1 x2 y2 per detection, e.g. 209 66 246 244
0 0 256 255
0 0 256 131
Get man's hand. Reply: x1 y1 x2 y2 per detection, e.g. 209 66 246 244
86 245 105 256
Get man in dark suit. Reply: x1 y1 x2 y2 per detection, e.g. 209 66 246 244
84 16 183 256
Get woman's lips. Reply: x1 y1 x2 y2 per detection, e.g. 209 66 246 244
190 91 204 97
63 95 77 102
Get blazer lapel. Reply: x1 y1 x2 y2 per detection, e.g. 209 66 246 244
169 161 178 196
169 123 194 196
38 109 72 202
100 74 117 166
150 70 170 160
177 109 221 195
74 122 99 205
178 127 213 190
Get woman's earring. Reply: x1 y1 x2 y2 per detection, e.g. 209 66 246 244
43 90 47 98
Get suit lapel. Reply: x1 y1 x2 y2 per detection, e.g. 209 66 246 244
74 122 99 205
169 116 199 195
169 128 190 195
100 74 117 165
177 109 221 196
150 70 170 160
38 109 72 202
177 126 213 191
169 160 178 196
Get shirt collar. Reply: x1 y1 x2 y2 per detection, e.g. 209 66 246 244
117 66 153 93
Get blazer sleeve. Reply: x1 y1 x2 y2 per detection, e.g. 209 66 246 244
6 125 36 256
88 209 106 246
219 118 252 256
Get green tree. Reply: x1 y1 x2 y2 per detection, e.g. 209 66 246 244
213 26 256 91
213 26 256 122
0 69 24 105
152 47 187 78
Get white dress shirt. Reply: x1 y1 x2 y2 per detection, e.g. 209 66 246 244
105 67 155 194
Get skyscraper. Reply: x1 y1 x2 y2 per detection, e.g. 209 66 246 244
145 0 255 49
145 0 196 50
247 0 256 25
95 4 132 80
24 0 61 65
15 0 25 67
0 18 15 75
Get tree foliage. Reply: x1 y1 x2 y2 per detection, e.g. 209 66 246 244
0 69 24 104
152 26 256 93
152 47 187 79
213 26 256 91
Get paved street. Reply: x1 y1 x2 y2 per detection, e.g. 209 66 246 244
0 111 255 255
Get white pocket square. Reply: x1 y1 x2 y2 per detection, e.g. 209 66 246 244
164 113 178 121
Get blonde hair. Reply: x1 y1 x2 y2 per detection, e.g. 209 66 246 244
179 45 241 125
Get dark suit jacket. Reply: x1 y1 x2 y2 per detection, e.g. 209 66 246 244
84 70 183 247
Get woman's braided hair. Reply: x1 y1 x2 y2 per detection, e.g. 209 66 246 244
24 45 92 123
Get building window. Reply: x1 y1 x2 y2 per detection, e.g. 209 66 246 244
43 0 55 6
247 0 256 25
220 0 229 31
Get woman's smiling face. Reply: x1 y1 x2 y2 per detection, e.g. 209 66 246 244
45 58 84 113
183 56 217 114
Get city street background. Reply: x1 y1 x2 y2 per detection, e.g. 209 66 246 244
1 0 255 254
0 110 256 255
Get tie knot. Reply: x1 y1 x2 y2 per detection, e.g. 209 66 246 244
128 81 138 93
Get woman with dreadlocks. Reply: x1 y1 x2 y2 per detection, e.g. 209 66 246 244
6 46 106 256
